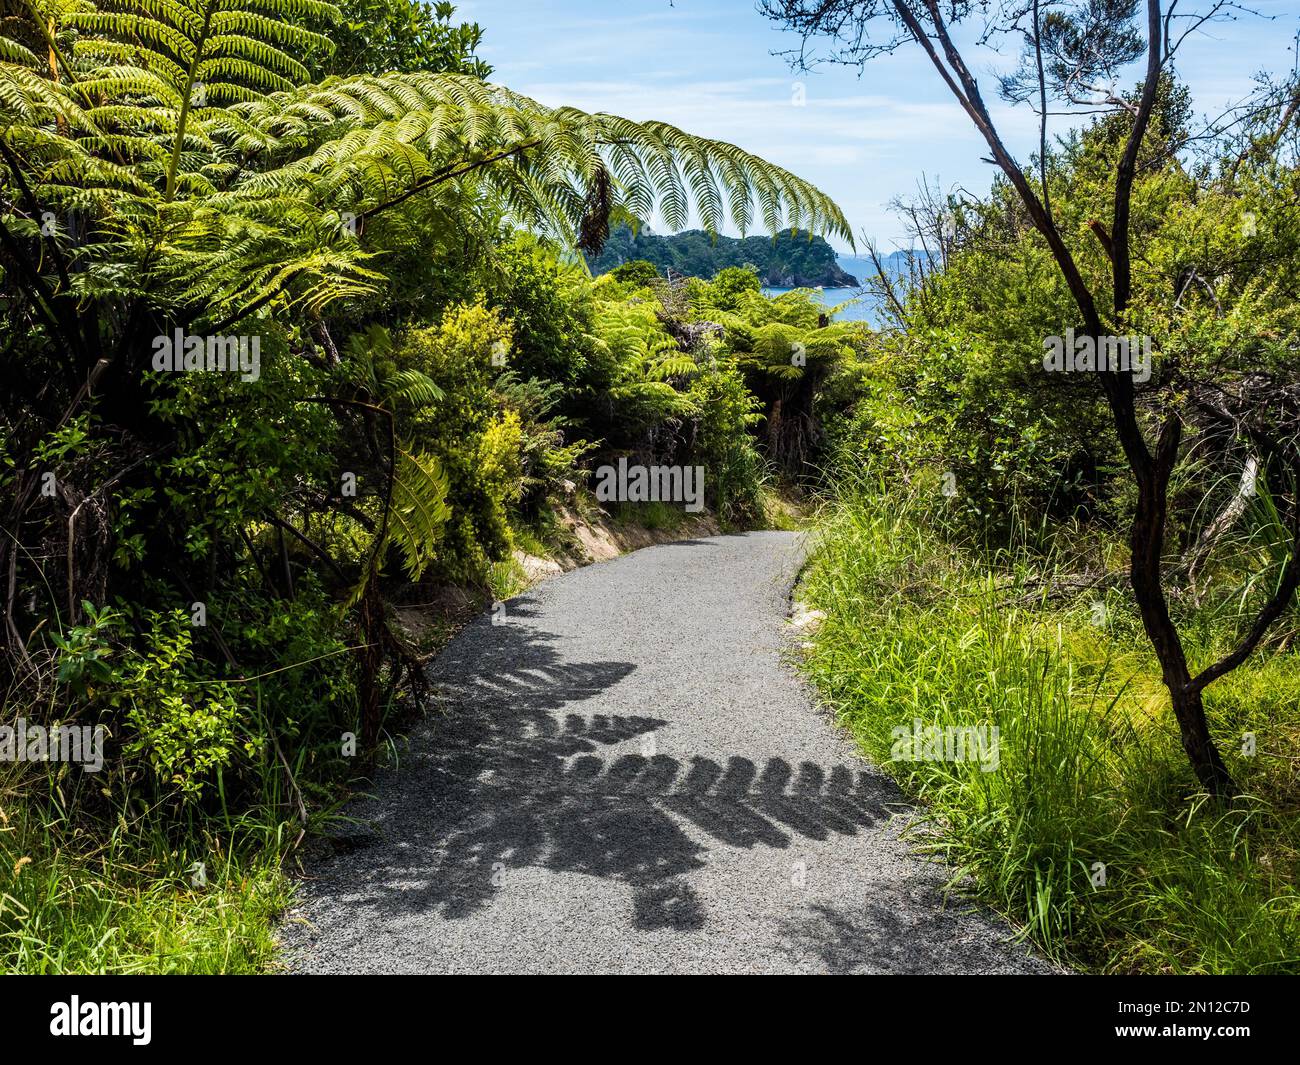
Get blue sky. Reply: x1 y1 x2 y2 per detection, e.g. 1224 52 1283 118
459 1 1300 250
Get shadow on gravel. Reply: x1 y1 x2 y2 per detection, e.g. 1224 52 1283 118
309 597 901 933
778 892 1050 974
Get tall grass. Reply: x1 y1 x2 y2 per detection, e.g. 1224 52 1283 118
0 671 317 973
0 791 291 973
800 473 1300 973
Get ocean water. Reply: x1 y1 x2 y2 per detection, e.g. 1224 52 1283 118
762 286 881 324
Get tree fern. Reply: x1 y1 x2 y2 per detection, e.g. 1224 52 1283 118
4 3 851 330
57 0 339 198
228 73 851 250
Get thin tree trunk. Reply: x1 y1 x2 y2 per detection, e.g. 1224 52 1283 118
1128 416 1236 796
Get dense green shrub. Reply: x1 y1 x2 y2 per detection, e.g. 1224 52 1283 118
685 363 768 525
396 303 521 580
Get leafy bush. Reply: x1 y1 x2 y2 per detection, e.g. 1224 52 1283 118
397 302 521 581
111 611 243 801
686 363 768 525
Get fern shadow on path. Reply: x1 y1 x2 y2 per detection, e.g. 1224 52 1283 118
282 532 1056 974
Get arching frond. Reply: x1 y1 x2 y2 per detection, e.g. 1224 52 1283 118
232 73 853 247
1 7 849 340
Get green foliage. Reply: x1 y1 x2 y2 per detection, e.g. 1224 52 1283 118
792 66 1300 974
1 0 850 701
50 602 119 694
685 362 768 525
387 447 452 581
309 0 490 79
609 258 659 287
480 234 599 389
0 809 289 973
49 603 243 800
111 610 242 799
679 269 869 477
830 81 1300 543
706 264 761 308
394 301 519 579
591 294 700 429
845 316 1113 540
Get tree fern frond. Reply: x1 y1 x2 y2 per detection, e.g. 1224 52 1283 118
231 73 851 246
0 34 40 67
387 447 450 580
383 368 445 408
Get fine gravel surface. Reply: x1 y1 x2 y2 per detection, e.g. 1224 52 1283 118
282 531 1056 974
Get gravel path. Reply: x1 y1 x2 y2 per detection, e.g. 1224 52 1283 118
283 531 1055 974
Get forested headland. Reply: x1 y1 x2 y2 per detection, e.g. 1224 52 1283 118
585 224 859 287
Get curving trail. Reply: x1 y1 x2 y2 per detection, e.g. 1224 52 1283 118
283 532 1054 974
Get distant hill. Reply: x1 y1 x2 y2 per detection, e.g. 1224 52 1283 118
834 254 878 281
586 226 859 287
836 250 924 282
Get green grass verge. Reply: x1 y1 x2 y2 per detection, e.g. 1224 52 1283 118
799 477 1300 973
0 797 291 973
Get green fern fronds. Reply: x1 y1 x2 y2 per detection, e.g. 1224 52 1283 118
383 368 445 408
388 446 450 581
